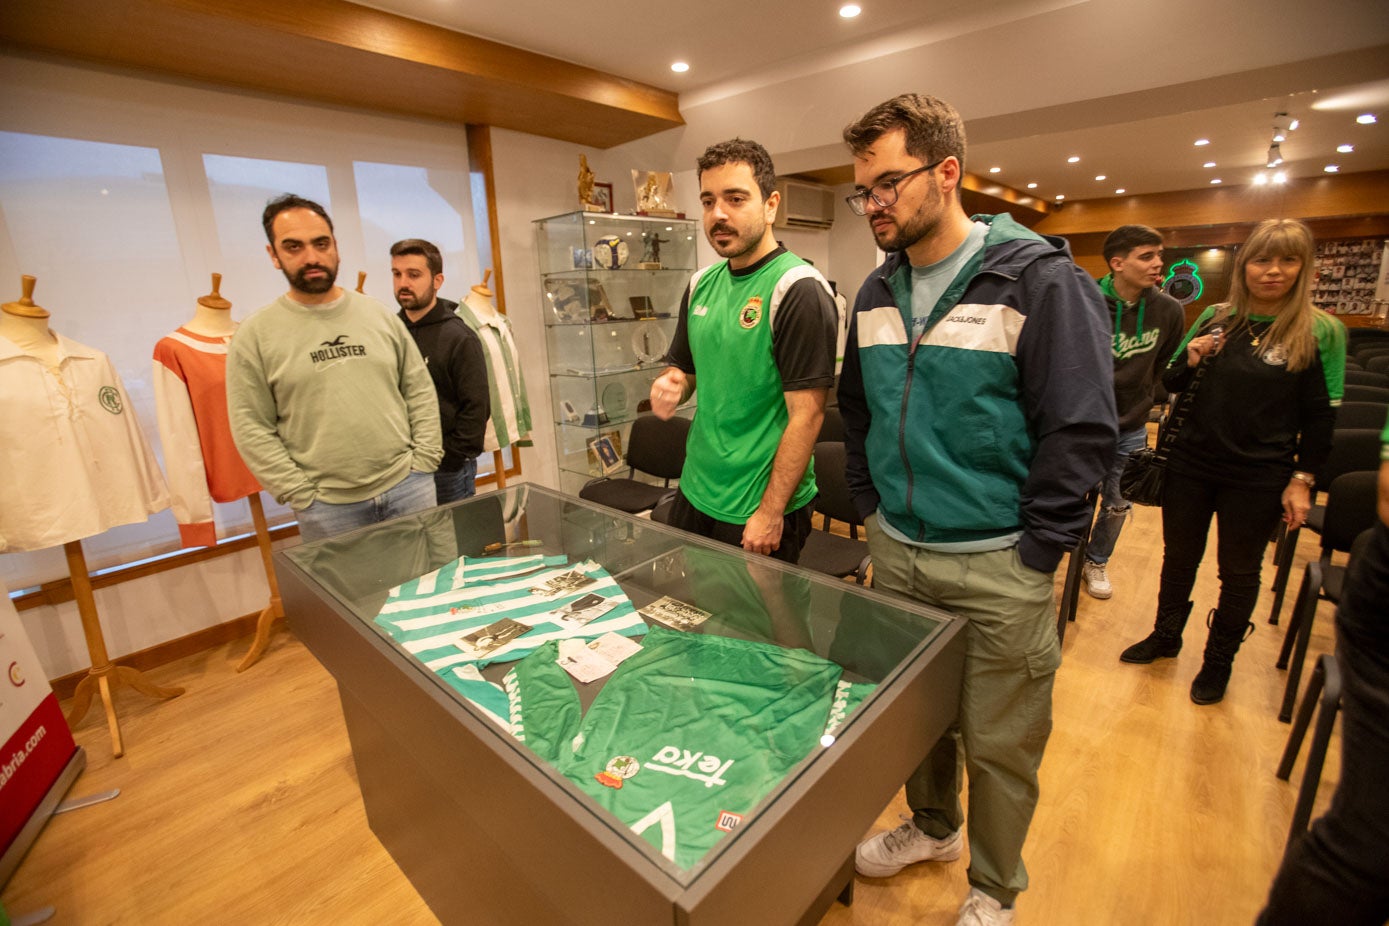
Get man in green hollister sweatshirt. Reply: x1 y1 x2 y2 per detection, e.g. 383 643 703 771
648 138 837 564
227 194 443 542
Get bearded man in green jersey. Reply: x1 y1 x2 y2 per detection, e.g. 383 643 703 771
649 138 837 564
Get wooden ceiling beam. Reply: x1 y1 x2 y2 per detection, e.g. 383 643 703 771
0 0 684 148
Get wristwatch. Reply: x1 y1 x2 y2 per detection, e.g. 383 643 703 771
1290 471 1316 488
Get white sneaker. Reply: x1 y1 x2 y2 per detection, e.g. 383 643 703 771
854 815 962 877
957 888 1015 925
1082 561 1112 599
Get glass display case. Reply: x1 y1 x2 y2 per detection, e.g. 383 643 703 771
535 212 700 496
277 486 964 926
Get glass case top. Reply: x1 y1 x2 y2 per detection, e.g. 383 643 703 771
280 485 951 885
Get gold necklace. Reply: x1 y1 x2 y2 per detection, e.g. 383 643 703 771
1249 320 1273 347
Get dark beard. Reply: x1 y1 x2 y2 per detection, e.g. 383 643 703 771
874 209 937 254
287 263 337 294
396 286 436 310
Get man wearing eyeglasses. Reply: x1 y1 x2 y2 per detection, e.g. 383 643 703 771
650 138 836 563
840 95 1115 925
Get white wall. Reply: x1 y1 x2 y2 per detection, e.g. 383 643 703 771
0 54 486 678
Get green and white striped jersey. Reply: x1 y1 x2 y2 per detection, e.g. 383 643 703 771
373 554 645 674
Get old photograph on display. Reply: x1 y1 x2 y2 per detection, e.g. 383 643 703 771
454 617 532 659
529 569 597 598
640 595 713 631
586 429 624 476
547 592 619 626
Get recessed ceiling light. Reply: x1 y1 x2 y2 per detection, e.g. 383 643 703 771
1067 156 1080 163
1203 161 1217 168
1026 182 1038 189
1272 171 1288 184
1324 164 1340 173
1289 119 1300 131
1356 113 1377 124
1337 144 1354 153
1194 138 1210 146
1210 178 1222 185
989 166 1001 173
670 61 690 73
1253 173 1268 186
1114 188 1126 195
839 3 861 17
1055 194 1065 200
1094 174 1106 181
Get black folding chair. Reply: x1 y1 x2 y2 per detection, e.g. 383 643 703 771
1344 369 1389 389
798 441 871 584
578 414 690 515
1267 429 1380 624
1275 481 1378 722
1057 484 1101 644
1276 653 1341 854
1333 400 1389 430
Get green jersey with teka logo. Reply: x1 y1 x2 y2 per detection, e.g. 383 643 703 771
495 624 872 869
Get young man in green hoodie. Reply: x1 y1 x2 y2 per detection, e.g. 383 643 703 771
1083 225 1185 599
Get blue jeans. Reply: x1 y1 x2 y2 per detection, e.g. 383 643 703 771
1086 426 1149 565
295 471 438 543
434 457 478 505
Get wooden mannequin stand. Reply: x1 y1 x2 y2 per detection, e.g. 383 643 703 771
236 493 285 672
64 540 184 758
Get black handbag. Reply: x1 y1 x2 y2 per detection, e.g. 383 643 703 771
1120 341 1214 507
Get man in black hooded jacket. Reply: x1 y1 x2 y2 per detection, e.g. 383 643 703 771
392 238 489 503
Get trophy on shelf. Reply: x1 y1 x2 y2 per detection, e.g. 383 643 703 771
639 232 668 270
579 155 604 213
632 170 679 217
582 403 610 427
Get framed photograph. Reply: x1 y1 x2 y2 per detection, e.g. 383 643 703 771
591 181 613 213
586 429 624 475
570 246 593 270
629 295 655 319
587 434 623 476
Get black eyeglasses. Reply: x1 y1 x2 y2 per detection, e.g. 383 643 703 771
845 158 946 215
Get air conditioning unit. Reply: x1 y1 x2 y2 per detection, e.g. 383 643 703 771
773 178 836 230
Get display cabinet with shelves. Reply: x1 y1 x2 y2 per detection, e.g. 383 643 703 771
535 211 699 495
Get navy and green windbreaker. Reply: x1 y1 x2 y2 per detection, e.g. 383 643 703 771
837 214 1116 573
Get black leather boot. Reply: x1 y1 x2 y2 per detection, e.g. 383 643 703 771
1190 610 1255 705
1120 601 1195 664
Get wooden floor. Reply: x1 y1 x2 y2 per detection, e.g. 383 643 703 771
2 506 1339 925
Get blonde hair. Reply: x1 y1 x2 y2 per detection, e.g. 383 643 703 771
1222 218 1327 372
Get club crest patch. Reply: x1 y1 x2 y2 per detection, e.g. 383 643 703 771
98 386 123 415
739 297 763 329
715 810 743 833
596 755 640 789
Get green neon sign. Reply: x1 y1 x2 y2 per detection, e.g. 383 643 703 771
1163 258 1204 305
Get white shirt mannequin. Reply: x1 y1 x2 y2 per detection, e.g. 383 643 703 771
0 275 60 369
464 284 499 322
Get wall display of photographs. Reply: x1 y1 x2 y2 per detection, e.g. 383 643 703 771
1311 237 1385 315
